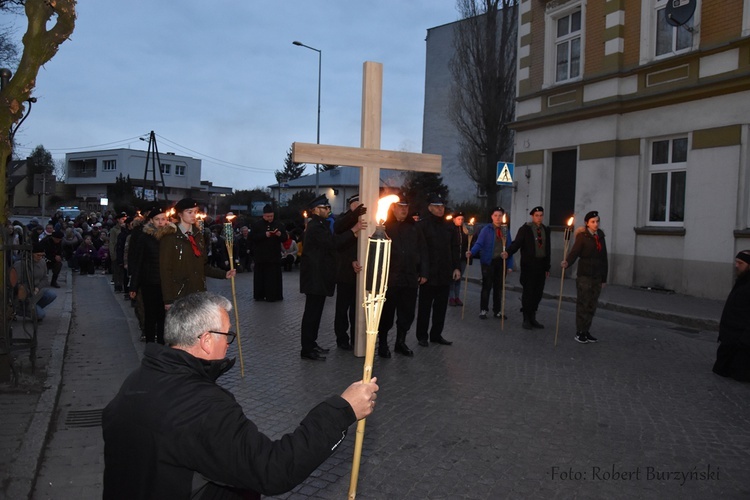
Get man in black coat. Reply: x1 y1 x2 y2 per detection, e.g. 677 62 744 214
416 193 461 347
333 194 367 351
378 196 428 357
502 206 551 330
250 204 287 301
712 250 750 381
103 291 379 499
299 195 367 360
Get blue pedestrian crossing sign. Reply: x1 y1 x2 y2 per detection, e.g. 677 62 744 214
496 162 514 185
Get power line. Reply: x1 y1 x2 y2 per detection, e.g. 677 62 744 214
14 132 282 175
155 134 276 173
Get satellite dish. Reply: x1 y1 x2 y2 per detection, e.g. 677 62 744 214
665 0 696 27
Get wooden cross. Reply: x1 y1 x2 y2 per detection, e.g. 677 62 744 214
293 61 442 356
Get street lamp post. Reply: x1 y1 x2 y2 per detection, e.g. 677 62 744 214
292 40 321 194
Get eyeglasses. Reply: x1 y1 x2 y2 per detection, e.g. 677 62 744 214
203 330 237 344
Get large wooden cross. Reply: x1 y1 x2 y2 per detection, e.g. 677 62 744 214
293 61 441 357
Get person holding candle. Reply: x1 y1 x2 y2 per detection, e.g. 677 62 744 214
416 193 461 347
502 206 551 330
299 194 367 361
159 198 236 310
250 204 288 302
377 195 428 357
448 211 469 307
467 207 514 320
561 211 609 344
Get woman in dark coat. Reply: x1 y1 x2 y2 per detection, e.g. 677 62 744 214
159 198 235 309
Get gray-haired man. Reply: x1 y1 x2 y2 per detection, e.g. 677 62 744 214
103 291 379 499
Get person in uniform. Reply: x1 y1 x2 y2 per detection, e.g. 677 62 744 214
333 194 367 350
377 195 428 357
159 198 235 310
250 204 287 302
502 206 551 330
416 193 461 347
299 194 366 360
561 211 608 344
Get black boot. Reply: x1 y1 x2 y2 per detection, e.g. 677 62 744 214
522 312 533 330
378 344 392 358
394 332 413 357
530 312 544 329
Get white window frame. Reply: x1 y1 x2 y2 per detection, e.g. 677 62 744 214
175 165 185 176
102 159 117 172
160 163 171 175
640 0 701 64
543 1 585 88
647 136 688 227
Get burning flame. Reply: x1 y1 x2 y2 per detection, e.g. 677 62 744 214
302 210 308 219
196 212 206 221
469 217 475 225
166 208 176 219
501 214 507 224
445 214 453 221
566 216 575 227
226 212 236 222
376 195 400 224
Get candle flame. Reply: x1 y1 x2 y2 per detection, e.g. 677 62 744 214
567 216 574 227
469 217 475 225
502 214 507 224
376 195 400 224
302 210 308 218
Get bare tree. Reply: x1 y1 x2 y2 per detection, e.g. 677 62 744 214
0 0 76 225
449 0 517 209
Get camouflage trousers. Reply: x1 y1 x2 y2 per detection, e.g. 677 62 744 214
575 276 602 333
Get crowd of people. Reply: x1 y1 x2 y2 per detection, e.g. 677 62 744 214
4 194 747 498
7 194 746 374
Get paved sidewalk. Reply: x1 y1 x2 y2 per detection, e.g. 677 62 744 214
2 267 746 500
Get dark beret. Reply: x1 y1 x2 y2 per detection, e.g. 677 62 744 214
174 198 199 213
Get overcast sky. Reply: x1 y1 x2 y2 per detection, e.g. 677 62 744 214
3 1 460 190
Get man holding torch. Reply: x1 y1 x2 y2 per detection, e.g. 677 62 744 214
467 207 514 320
501 206 551 330
103 291 379 500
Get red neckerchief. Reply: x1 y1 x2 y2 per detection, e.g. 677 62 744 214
185 230 201 257
594 232 602 252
